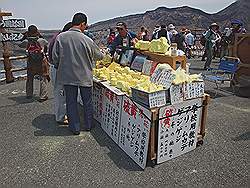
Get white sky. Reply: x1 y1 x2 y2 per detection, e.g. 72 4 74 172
0 0 236 29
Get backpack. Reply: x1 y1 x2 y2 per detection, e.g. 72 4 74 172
200 35 206 46
27 37 44 65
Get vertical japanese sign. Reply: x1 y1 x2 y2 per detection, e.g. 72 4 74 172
101 83 124 144
157 98 202 164
119 96 152 169
92 82 104 123
183 82 204 100
170 84 184 104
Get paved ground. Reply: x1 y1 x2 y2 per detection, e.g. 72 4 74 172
0 59 249 187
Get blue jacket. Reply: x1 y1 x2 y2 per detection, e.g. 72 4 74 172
108 31 137 55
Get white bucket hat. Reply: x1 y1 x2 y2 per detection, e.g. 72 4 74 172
168 24 175 30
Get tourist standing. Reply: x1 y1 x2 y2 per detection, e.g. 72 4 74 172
155 25 171 44
25 25 50 102
185 30 195 59
175 28 187 52
48 22 73 124
204 23 220 69
168 23 178 43
52 13 104 135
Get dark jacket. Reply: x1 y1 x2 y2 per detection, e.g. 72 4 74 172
108 31 137 55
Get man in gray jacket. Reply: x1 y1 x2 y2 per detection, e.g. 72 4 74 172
52 13 104 135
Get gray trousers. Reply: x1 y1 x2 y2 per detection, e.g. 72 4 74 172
50 66 66 122
204 47 213 68
26 72 48 99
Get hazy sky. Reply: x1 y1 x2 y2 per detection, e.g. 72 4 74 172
0 0 236 29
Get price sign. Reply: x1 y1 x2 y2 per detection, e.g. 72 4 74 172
157 98 202 164
119 96 152 169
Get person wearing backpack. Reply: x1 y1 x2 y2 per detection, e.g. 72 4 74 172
175 28 187 52
154 25 171 44
200 30 208 61
25 25 50 102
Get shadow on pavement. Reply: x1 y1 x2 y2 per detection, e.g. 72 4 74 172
8 95 39 104
233 131 250 141
204 90 227 99
91 122 142 172
32 114 73 136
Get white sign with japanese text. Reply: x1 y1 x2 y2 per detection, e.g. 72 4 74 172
183 82 204 100
93 82 104 123
101 87 123 144
148 90 168 108
170 84 184 104
157 98 202 164
151 68 174 90
0 19 26 28
0 33 23 42
119 96 152 169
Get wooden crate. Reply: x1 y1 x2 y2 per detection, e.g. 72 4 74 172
228 34 250 87
138 50 187 70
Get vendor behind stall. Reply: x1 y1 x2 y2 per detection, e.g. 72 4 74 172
107 22 137 56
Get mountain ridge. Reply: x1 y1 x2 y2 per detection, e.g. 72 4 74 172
90 0 249 32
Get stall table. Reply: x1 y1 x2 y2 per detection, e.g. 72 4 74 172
88 80 210 168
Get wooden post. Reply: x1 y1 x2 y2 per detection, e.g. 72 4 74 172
200 94 210 137
0 11 14 83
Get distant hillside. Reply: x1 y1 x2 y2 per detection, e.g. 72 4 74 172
1 0 249 57
89 0 249 45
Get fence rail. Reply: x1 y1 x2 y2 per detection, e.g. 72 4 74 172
0 55 28 81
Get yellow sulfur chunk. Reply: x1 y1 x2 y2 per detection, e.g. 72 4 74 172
149 37 170 54
135 40 151 51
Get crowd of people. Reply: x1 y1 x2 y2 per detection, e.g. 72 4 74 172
22 12 247 135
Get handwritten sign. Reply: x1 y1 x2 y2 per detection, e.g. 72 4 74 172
151 67 174 90
157 98 202 164
101 87 123 144
131 88 169 109
148 90 168 108
130 55 147 72
0 19 26 28
170 84 184 104
0 33 23 42
119 96 152 169
183 82 204 100
93 82 104 123
142 60 158 76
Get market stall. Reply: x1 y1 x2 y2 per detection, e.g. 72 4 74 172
80 37 210 169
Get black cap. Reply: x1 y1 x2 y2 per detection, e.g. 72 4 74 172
72 13 87 26
116 22 127 29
